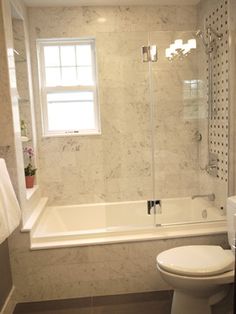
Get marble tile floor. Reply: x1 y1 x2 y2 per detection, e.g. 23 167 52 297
13 291 173 314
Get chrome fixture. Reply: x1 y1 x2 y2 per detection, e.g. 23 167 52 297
200 152 218 177
147 199 161 215
191 193 215 201
195 30 208 51
142 45 158 63
193 130 202 142
196 27 222 178
165 38 196 61
205 163 218 175
196 26 222 55
206 152 218 176
196 26 223 119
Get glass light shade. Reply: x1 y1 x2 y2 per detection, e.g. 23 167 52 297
165 48 172 58
183 43 191 54
188 39 196 49
174 39 183 50
170 43 176 54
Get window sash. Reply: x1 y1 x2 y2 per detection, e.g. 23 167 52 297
41 87 100 136
37 38 100 137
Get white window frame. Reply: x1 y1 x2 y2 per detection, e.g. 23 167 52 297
37 38 101 137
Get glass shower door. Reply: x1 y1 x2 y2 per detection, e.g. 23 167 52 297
149 30 227 226
149 31 202 226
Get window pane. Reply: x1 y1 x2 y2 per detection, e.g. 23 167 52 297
44 46 60 66
45 67 61 86
76 45 92 66
47 92 93 102
77 66 93 85
60 46 76 66
61 67 77 85
40 39 99 135
47 92 95 131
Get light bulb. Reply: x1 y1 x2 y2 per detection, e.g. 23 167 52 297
170 43 177 55
174 39 183 50
165 48 172 58
188 39 196 49
183 43 191 55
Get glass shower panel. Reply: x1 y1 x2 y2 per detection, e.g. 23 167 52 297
93 31 156 230
150 31 200 199
149 30 226 226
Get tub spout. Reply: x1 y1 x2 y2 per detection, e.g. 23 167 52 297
147 199 161 215
191 193 215 201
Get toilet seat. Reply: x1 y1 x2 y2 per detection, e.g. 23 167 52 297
156 245 234 277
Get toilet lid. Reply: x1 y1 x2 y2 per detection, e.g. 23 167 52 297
156 246 234 277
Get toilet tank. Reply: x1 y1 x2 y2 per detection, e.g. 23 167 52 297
227 196 236 251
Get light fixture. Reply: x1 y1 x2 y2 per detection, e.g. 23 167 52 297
165 48 172 60
165 38 196 61
174 39 183 50
188 39 197 49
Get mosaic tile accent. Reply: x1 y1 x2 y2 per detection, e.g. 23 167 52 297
205 0 229 182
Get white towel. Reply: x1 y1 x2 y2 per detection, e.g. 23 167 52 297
0 158 21 244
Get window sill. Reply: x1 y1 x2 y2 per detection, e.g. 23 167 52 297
26 185 39 200
42 131 101 138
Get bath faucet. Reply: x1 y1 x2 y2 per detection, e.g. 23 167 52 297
191 193 215 201
147 200 161 215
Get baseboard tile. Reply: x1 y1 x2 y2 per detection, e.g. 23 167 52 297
1 286 16 314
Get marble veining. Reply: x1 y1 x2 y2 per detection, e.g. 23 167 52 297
28 5 200 205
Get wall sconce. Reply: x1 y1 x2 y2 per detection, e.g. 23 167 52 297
165 38 196 61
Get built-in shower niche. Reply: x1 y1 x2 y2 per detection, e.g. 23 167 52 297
11 9 37 196
12 18 32 142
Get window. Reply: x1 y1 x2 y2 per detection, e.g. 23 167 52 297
37 38 100 136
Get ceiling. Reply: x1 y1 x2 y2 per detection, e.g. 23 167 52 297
23 0 201 7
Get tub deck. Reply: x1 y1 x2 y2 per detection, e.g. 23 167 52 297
29 198 226 249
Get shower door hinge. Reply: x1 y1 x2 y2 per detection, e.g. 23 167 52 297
142 45 158 63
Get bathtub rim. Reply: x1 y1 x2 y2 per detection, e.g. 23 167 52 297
30 220 227 250
32 197 224 238
32 218 226 239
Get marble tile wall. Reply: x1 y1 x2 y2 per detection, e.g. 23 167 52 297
28 5 199 205
197 0 229 210
228 0 236 196
9 230 228 302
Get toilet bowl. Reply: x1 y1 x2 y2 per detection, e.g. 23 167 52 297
156 196 236 314
157 246 234 314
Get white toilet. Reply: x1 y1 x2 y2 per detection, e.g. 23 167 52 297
156 196 236 314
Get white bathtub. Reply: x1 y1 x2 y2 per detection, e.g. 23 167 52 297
31 197 226 249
